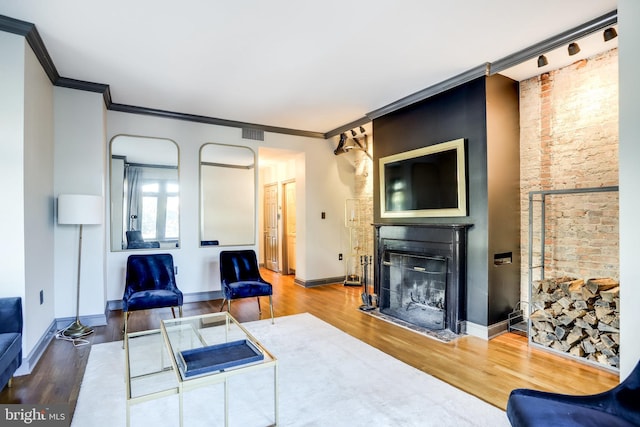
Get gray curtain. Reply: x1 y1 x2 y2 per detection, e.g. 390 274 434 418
125 165 143 231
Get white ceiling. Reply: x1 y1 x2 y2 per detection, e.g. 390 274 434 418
1 0 618 134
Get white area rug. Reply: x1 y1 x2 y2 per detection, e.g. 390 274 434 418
72 313 509 427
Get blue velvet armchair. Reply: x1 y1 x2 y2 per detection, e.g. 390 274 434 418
0 297 22 391
122 254 183 339
507 361 640 426
219 250 274 323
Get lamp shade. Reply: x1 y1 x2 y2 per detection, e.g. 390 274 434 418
58 194 103 225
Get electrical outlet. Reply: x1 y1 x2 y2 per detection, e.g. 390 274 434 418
338 253 343 261
40 290 44 305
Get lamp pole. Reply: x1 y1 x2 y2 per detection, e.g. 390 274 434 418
62 223 94 338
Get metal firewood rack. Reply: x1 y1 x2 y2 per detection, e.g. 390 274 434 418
508 301 529 336
526 186 619 345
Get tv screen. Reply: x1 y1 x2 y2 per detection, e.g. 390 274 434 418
379 138 467 218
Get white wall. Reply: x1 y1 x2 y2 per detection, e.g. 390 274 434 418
53 88 107 321
618 0 640 379
105 111 350 305
0 32 59 359
23 37 56 354
0 33 26 302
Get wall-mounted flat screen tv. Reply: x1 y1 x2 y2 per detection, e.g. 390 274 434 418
379 138 467 218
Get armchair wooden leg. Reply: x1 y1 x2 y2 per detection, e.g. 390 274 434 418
269 295 274 324
220 299 229 312
7 377 12 388
257 297 262 314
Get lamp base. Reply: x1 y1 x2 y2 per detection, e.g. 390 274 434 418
62 320 94 338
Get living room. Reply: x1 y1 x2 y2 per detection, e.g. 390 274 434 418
2 1 640 425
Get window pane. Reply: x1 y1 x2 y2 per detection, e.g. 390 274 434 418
167 183 179 193
142 183 159 193
165 196 179 239
142 196 158 239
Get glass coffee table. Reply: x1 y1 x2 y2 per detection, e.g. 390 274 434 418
125 312 278 426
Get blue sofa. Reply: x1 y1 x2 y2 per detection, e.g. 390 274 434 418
0 297 22 391
507 361 640 427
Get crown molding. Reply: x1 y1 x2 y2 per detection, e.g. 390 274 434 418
1 10 618 139
365 63 490 123
490 10 617 75
0 14 324 139
324 117 372 139
109 103 325 138
0 15 59 83
55 77 112 106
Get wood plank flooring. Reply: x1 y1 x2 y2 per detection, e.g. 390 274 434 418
0 269 619 417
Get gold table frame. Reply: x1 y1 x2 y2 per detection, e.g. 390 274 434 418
125 312 278 426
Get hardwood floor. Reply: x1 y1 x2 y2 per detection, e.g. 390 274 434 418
0 269 619 417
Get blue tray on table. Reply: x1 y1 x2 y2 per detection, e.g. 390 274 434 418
177 339 264 378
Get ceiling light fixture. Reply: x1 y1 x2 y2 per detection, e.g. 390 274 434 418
603 27 618 42
568 42 581 56
537 55 548 68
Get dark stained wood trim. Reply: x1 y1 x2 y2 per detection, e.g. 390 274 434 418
109 103 325 138
54 77 112 107
0 15 59 83
3 10 617 140
0 14 325 139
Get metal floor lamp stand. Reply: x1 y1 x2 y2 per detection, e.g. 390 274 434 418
63 223 94 338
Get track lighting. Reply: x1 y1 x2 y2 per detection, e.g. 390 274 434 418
359 126 366 134
604 27 617 42
537 55 548 68
568 42 580 56
350 129 357 137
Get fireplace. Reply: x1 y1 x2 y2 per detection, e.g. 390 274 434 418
381 252 448 330
374 224 470 334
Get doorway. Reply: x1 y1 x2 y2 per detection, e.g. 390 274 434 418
258 147 300 275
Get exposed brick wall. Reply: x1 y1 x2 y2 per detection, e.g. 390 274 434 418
520 49 619 302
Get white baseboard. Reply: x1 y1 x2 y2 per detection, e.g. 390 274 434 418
464 319 509 340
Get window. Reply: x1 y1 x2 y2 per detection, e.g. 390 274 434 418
141 180 179 241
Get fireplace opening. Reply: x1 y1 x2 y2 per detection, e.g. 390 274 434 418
375 224 469 334
380 252 448 330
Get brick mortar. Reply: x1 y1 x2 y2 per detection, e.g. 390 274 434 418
520 49 619 302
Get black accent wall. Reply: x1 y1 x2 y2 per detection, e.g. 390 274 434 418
373 75 520 330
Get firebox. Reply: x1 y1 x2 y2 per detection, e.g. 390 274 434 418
380 252 448 330
374 224 470 334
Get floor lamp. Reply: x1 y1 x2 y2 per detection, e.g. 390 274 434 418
58 194 103 339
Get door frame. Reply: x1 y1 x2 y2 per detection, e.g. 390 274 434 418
282 179 296 275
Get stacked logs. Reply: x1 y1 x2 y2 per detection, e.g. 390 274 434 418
530 276 620 368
